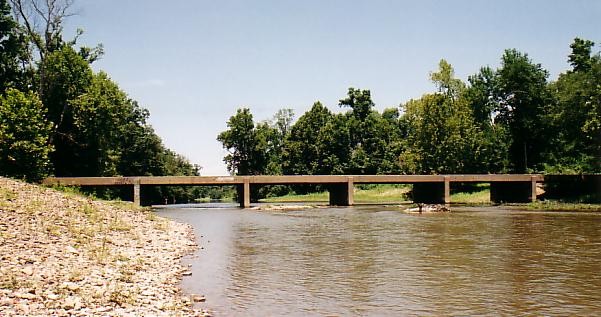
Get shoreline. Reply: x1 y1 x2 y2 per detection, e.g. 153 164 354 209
0 177 205 316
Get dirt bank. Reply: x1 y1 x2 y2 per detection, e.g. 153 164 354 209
0 177 204 316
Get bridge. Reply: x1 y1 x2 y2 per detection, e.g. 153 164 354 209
42 174 546 207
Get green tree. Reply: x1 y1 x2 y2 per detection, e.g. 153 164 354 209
40 45 93 175
463 66 511 172
0 88 53 180
339 88 400 174
69 71 141 176
493 49 551 173
0 0 27 91
282 102 345 176
218 108 267 175
399 60 491 174
465 66 497 128
569 38 595 72
264 108 294 175
546 38 601 172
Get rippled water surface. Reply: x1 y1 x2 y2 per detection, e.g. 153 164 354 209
157 205 601 316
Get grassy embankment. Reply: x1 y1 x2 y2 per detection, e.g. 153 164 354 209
262 184 490 204
262 184 601 211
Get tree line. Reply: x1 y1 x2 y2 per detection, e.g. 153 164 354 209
0 0 209 204
218 38 600 197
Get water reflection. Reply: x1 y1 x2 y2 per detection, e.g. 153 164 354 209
157 206 601 316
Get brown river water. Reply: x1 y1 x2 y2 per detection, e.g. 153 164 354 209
156 204 601 316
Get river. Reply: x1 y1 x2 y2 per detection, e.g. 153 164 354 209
156 204 601 316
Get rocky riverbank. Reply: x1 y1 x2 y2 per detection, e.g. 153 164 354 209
0 177 206 316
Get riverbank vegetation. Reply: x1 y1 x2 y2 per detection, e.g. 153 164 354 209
0 0 201 205
219 39 600 202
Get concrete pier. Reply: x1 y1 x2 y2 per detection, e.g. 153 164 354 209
133 181 141 207
328 178 354 206
237 177 251 208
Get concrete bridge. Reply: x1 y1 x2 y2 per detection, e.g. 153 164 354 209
42 174 545 207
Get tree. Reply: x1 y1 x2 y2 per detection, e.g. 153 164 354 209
69 71 140 176
338 88 400 174
493 49 551 173
282 102 345 175
217 108 267 175
339 87 374 121
0 88 53 181
40 45 92 175
546 38 601 172
463 66 511 172
9 0 103 98
465 66 496 128
399 61 492 174
0 0 27 92
569 38 595 72
264 108 293 175
9 0 73 61
430 59 465 97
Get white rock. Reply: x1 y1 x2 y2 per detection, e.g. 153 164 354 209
22 266 34 276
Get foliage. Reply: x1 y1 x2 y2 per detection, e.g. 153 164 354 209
545 38 601 173
399 60 494 174
0 1 201 204
282 102 343 175
217 108 267 175
0 0 27 91
493 49 551 173
0 88 53 180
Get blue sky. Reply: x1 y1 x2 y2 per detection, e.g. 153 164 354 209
65 0 600 175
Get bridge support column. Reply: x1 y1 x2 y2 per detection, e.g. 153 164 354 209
490 179 537 203
133 179 141 207
328 177 354 206
237 178 251 208
413 181 449 204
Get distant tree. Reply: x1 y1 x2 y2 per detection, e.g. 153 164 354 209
463 66 511 172
546 38 601 172
464 66 496 128
430 59 465 97
0 0 27 92
493 49 551 173
568 38 595 72
217 108 267 175
282 102 343 175
399 60 491 174
339 88 401 174
0 88 53 181
339 87 374 121
264 108 294 175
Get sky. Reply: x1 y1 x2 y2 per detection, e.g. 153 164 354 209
64 0 601 175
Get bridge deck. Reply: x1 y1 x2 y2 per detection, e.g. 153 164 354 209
42 174 548 207
43 174 544 186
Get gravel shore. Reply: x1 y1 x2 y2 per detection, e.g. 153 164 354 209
0 177 205 316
